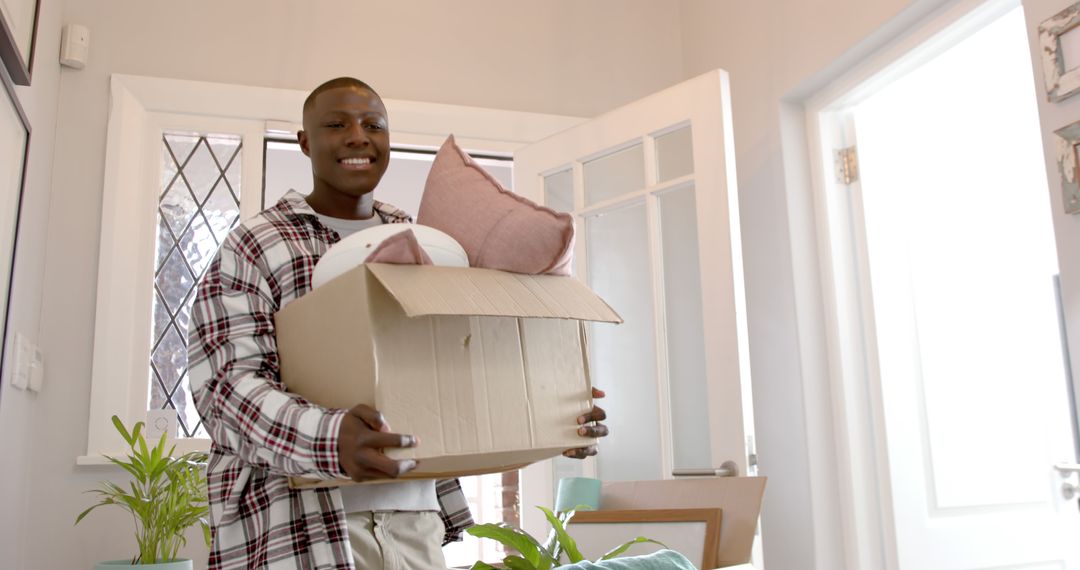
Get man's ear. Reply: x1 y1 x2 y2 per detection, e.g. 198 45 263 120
297 130 311 157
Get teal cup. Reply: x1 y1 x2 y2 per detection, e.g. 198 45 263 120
554 476 602 512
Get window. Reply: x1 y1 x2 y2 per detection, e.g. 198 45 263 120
149 133 243 438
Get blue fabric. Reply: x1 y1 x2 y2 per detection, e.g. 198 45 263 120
556 549 698 570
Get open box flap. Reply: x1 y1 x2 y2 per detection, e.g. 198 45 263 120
366 263 622 323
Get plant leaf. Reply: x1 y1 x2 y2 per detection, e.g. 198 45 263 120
599 537 668 561
538 506 584 563
503 555 539 570
469 562 500 570
467 523 547 567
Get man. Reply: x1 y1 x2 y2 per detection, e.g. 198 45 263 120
188 77 608 570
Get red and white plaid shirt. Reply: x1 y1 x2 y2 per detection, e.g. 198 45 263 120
188 190 473 570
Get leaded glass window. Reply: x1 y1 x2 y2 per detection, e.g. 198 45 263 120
149 132 242 438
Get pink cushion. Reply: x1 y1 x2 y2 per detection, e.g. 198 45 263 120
363 229 433 266
417 135 574 275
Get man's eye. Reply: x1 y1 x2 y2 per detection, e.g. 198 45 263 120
365 123 385 131
326 122 344 128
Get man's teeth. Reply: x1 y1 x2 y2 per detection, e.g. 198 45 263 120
340 158 371 165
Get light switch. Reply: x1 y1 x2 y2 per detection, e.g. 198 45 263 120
10 333 29 390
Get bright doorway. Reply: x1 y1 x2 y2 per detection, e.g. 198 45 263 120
808 0 1080 567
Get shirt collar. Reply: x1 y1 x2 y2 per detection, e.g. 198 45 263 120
273 189 411 224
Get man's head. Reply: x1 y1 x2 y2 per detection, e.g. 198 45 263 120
298 77 390 205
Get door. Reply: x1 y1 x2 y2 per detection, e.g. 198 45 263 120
513 70 755 539
811 2 1080 567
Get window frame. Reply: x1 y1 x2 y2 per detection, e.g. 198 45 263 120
80 74 583 462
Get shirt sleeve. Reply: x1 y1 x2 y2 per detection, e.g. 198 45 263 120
187 231 349 480
436 478 475 544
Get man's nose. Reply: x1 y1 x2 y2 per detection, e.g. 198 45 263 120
344 122 369 146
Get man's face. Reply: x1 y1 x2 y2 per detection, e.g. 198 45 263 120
298 86 390 199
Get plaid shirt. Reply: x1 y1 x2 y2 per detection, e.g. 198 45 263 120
188 190 474 570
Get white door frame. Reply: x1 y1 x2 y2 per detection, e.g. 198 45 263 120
797 0 1022 567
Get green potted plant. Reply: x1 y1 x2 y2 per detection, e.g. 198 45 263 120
467 506 669 570
76 415 211 569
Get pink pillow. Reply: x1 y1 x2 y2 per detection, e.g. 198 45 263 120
363 229 433 266
417 135 574 275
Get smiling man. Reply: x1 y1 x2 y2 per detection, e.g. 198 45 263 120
188 77 608 570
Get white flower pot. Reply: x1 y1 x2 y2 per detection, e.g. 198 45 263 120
94 560 193 570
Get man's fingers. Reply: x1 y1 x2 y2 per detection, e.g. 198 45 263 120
364 431 420 449
577 405 607 424
591 387 606 399
562 445 599 459
577 423 609 438
346 460 417 482
348 403 391 432
346 448 419 479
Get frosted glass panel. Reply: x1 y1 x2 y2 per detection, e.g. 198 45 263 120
655 126 694 183
544 169 574 213
583 144 644 206
855 6 1065 509
150 132 242 438
658 186 711 471
586 203 662 481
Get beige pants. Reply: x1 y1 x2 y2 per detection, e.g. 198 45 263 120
346 511 448 570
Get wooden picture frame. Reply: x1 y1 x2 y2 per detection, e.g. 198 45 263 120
0 58 30 401
0 0 40 85
1054 118 1080 214
568 508 722 569
1040 2 1080 102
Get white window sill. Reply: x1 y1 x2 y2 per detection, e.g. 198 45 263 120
77 437 211 466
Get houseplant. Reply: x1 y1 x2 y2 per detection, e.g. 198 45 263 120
76 415 211 569
467 506 667 570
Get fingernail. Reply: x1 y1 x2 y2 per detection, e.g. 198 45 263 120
577 427 588 436
577 416 586 424
401 460 417 473
402 435 419 447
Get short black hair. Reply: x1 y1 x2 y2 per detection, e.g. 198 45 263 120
303 77 380 114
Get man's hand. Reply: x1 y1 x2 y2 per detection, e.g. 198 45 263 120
337 403 419 481
563 387 610 459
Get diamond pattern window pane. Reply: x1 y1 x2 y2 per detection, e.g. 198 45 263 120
149 132 242 437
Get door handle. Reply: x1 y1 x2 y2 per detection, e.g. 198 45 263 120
672 460 739 478
1053 462 1080 475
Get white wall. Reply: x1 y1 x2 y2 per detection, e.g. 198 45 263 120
1 2 684 569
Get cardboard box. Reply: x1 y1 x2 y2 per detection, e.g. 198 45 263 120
275 263 621 488
598 477 767 568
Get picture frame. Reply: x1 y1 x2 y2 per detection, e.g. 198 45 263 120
1040 1 1080 102
0 58 30 402
0 0 40 85
1054 118 1080 214
567 508 722 569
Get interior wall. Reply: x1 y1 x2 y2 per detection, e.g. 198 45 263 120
7 2 684 569
0 0 65 563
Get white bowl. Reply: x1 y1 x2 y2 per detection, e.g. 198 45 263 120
312 223 469 289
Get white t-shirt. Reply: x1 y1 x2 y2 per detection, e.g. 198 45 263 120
315 211 439 513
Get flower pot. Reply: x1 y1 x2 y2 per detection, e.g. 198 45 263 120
94 560 193 570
